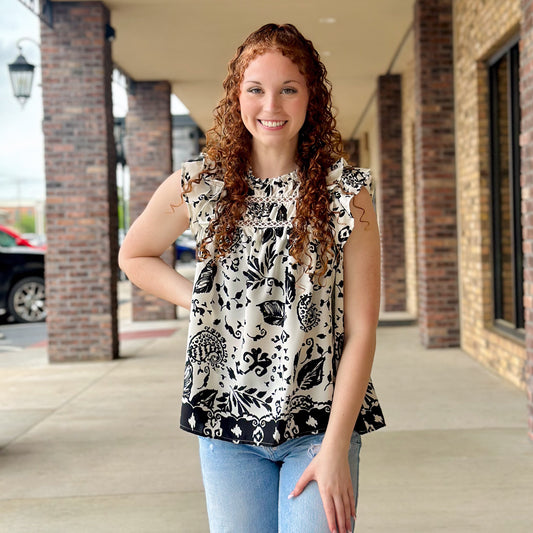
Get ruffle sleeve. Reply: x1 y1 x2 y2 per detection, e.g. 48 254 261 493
327 158 373 247
181 156 224 242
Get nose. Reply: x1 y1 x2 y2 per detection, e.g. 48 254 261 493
264 91 281 112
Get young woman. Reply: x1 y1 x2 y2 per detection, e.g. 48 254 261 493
119 23 385 533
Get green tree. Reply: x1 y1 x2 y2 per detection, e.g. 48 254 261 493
16 213 35 234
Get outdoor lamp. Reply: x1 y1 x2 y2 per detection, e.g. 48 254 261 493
8 38 40 108
8 52 35 107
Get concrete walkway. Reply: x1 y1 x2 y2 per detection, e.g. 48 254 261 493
0 309 531 532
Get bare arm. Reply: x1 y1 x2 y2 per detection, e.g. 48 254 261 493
322 186 380 453
118 170 194 310
290 187 381 532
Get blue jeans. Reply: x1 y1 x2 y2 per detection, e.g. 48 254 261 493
198 432 362 533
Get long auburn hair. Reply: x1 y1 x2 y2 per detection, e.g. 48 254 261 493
187 23 347 280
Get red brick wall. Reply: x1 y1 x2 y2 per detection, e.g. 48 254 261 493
125 81 176 321
520 0 533 440
41 1 119 361
414 0 460 347
377 74 407 312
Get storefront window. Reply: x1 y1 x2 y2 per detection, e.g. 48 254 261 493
488 41 524 334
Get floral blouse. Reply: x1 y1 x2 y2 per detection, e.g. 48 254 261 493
180 156 385 446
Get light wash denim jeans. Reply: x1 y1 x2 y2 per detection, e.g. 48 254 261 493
198 431 361 533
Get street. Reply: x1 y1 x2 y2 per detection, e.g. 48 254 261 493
0 321 46 352
0 266 195 354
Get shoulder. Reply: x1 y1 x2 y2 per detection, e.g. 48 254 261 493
181 155 224 200
327 159 375 246
140 169 186 216
181 155 207 185
326 158 372 197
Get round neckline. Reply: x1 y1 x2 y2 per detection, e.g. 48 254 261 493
247 168 298 182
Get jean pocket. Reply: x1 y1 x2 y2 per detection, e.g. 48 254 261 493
303 434 325 459
306 431 361 459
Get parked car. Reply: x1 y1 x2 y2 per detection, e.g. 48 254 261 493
0 225 46 250
175 231 197 262
22 233 47 249
0 247 46 323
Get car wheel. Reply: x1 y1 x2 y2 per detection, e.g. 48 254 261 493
8 277 46 323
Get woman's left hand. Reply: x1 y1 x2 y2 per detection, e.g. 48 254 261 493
289 445 355 533
288 187 379 533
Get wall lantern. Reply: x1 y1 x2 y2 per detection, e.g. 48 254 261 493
8 38 40 108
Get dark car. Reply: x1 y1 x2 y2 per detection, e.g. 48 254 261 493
0 247 46 323
175 232 197 262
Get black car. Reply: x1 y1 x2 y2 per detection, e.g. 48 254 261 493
0 246 46 323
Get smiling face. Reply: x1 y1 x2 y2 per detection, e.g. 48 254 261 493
239 50 309 157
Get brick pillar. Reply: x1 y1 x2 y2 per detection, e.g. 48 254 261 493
125 81 176 321
378 74 407 312
41 2 119 362
414 0 460 347
520 0 533 441
344 139 360 166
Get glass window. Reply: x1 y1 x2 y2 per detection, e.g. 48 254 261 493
488 41 524 334
0 230 16 248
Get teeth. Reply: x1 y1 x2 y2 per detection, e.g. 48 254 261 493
260 120 285 128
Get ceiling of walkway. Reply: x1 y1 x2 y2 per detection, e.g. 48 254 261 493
57 0 415 138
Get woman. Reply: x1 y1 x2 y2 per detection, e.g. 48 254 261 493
119 23 385 533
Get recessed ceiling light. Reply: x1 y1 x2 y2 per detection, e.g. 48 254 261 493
319 17 336 24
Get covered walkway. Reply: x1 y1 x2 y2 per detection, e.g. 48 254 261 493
0 312 530 532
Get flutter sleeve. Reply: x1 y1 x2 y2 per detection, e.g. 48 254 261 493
181 156 224 242
327 158 373 248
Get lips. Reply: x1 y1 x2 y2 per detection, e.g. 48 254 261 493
259 120 287 128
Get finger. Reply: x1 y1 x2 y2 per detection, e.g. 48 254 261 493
348 485 356 520
333 494 348 533
342 492 352 532
289 467 313 498
320 493 337 533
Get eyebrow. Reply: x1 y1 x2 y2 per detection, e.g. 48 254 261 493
243 79 303 85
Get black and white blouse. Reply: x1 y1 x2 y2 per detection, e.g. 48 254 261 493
180 156 385 446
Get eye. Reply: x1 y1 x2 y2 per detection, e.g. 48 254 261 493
247 87 263 94
281 87 297 95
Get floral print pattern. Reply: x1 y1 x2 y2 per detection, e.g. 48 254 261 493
180 157 385 446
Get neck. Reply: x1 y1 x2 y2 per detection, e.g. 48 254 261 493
250 143 298 179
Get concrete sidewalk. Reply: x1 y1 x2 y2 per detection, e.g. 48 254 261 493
0 314 531 532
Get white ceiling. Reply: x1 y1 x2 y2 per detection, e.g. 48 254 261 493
56 0 415 138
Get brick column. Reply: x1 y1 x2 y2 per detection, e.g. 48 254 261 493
378 74 407 312
125 81 175 321
520 0 533 441
414 0 460 347
41 2 118 362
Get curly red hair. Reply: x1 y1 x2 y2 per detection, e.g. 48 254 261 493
188 23 347 280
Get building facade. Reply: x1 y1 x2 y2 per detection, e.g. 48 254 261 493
355 0 531 437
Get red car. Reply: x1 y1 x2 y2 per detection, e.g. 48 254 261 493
0 225 46 250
